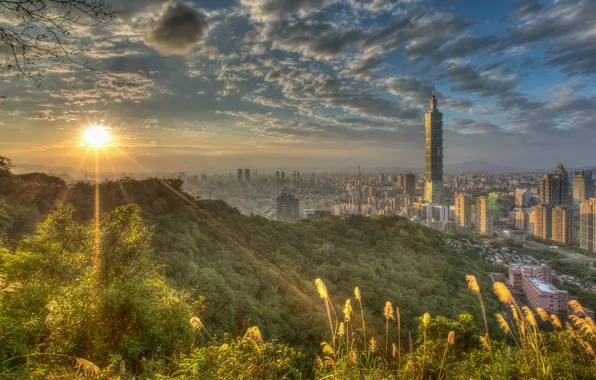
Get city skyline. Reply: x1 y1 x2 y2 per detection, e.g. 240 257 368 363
1 0 596 172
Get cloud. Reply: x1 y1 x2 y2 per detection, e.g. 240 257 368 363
430 35 506 62
143 2 208 55
241 0 337 21
265 70 281 82
385 76 473 111
363 10 469 60
109 0 166 19
278 73 422 121
510 0 596 74
447 64 517 98
339 56 381 79
256 19 367 61
450 118 501 134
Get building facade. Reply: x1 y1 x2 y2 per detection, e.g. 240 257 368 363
244 169 251 182
475 196 494 236
539 163 570 206
533 204 553 240
580 198 596 252
552 206 573 244
572 171 595 208
455 193 473 230
237 168 243 182
508 264 567 313
515 188 531 208
276 193 299 222
515 210 528 232
423 86 444 203
404 173 416 195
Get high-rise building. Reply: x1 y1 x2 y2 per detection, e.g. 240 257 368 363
281 171 285 181
580 198 596 253
515 210 528 232
397 175 404 188
476 196 494 236
424 86 444 203
527 209 535 235
539 163 569 206
276 171 280 182
572 171 595 208
380 173 386 185
404 173 416 195
552 206 573 244
276 193 299 222
455 193 472 230
237 168 243 182
244 169 251 182
515 188 531 208
534 204 553 240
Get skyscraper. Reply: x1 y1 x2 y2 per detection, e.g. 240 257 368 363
404 173 416 195
539 163 569 206
276 193 299 222
515 188 531 208
534 204 553 240
424 86 444 203
580 198 596 253
552 206 573 244
572 171 595 208
244 169 251 182
516 210 529 232
475 196 494 236
237 168 243 182
455 193 472 230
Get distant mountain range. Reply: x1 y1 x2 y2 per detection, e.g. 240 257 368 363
444 160 529 173
11 160 596 176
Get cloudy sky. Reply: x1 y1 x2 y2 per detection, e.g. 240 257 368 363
1 0 596 173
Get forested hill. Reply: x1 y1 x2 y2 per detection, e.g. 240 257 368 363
0 171 501 352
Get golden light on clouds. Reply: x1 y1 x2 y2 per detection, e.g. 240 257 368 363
83 126 111 147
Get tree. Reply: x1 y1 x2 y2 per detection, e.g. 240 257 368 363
0 156 13 172
0 0 116 83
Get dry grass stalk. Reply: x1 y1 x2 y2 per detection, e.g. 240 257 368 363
244 326 263 342
75 358 100 377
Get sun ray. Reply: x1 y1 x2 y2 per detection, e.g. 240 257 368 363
107 146 326 315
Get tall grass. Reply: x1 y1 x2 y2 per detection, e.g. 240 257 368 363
312 275 596 379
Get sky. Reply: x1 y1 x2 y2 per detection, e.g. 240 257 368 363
2 0 596 173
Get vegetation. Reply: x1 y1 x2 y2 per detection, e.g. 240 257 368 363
0 172 595 378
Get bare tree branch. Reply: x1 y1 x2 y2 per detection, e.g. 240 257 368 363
0 0 117 85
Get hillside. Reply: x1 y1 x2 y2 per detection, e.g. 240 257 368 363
0 173 500 348
2 173 596 378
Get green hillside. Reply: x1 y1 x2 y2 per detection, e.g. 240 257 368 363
3 172 593 379
0 173 499 345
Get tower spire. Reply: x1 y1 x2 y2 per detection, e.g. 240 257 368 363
430 84 437 112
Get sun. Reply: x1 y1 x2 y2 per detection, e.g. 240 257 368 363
83 126 111 147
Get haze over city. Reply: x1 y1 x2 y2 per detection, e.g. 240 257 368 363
2 0 596 172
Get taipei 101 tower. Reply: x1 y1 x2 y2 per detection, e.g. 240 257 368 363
423 85 444 203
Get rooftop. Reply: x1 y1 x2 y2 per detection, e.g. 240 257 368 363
530 278 556 294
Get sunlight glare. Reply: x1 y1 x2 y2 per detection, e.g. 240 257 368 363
84 126 111 147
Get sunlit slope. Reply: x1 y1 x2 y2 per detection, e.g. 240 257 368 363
0 174 500 351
